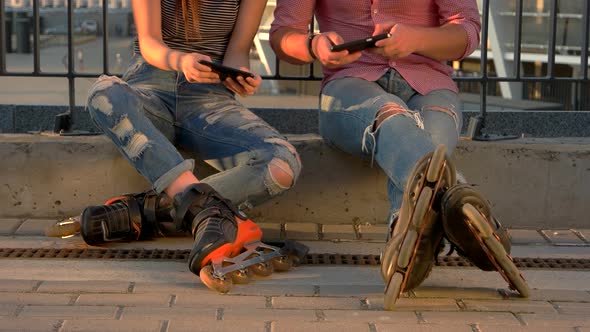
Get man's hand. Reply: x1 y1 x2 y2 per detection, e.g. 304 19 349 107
369 23 421 60
180 53 221 83
223 68 262 97
313 32 362 68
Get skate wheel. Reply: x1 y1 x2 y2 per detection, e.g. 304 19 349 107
463 203 531 298
230 268 252 284
45 219 81 238
199 265 233 293
426 145 446 183
271 255 292 272
380 241 398 281
462 203 494 238
384 272 404 310
250 261 274 277
393 207 412 239
398 187 433 268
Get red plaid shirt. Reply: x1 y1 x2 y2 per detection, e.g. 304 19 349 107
270 0 481 95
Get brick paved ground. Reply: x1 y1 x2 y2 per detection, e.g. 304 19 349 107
0 219 588 331
0 272 589 332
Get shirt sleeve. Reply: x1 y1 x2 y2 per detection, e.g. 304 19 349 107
270 0 317 35
436 0 481 60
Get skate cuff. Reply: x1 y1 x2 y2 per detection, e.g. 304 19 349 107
171 183 244 232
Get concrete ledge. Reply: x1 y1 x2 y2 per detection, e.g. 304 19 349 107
1 133 589 229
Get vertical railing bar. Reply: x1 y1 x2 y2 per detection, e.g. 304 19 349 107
308 17 315 79
581 0 589 80
102 0 109 74
547 0 558 78
274 53 281 78
67 0 75 130
33 0 40 74
514 0 523 78
0 0 6 73
479 0 490 123
574 81 579 110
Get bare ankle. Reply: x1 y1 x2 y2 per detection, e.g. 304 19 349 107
165 171 199 198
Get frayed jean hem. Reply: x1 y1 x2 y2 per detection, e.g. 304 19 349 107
153 159 195 194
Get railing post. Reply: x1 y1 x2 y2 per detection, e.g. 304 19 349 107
466 0 518 141
54 0 75 133
465 0 489 140
0 1 6 72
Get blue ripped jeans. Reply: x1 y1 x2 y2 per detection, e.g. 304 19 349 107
86 55 302 208
319 69 461 225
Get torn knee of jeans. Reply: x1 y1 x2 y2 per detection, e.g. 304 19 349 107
87 75 127 116
122 132 150 161
374 103 410 129
111 115 134 140
89 95 114 116
262 138 302 196
423 105 457 118
264 137 302 170
362 103 409 158
422 105 460 130
374 103 424 130
268 158 295 189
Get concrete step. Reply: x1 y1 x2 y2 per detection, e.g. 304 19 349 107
1 133 589 228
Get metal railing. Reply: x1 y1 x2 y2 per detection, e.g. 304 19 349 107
1 0 589 140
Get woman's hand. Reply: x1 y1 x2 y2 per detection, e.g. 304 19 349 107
180 53 221 83
223 68 262 97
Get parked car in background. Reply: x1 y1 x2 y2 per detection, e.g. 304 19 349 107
80 20 97 34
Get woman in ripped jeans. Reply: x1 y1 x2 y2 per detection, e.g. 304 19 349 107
80 0 302 287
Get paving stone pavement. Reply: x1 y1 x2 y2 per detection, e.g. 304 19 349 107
0 219 589 331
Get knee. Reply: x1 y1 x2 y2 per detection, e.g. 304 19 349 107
422 105 458 119
264 138 302 195
86 75 128 121
269 158 297 189
375 103 410 128
374 103 425 130
422 105 460 130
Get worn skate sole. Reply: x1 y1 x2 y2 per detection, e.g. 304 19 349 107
381 145 454 310
461 203 530 297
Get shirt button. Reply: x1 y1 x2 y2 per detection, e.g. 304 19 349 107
391 61 397 66
373 9 378 14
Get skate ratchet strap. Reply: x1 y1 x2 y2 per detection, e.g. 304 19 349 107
101 194 144 241
142 192 159 227
191 206 235 235
173 183 247 232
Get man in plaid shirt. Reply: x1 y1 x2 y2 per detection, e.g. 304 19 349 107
271 0 529 309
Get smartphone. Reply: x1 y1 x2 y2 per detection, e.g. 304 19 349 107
198 60 255 81
330 33 391 53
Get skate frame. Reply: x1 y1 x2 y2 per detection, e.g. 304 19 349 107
210 241 285 278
